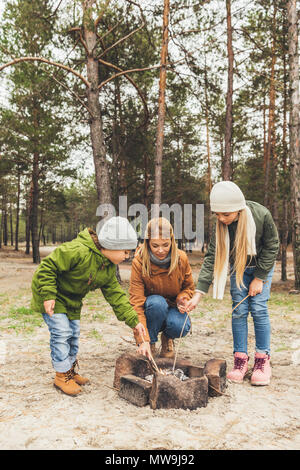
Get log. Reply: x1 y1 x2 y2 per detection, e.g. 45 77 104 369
149 374 208 410
119 374 152 407
113 352 152 389
203 359 227 397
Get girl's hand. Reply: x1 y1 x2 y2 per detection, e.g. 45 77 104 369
249 278 263 296
137 341 152 359
185 292 203 313
44 299 55 316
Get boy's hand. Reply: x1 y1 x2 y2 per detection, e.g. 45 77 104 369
133 322 147 339
137 341 152 359
44 300 55 316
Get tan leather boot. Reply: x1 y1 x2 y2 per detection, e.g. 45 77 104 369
160 333 175 358
54 369 81 396
71 360 89 385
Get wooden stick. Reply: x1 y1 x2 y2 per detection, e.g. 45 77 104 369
232 294 250 313
141 333 160 373
172 312 190 373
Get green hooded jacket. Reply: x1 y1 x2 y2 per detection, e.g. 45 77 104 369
196 201 279 293
31 228 139 328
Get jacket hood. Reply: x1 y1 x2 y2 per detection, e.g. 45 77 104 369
76 228 110 264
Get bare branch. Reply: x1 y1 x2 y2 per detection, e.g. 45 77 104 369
45 0 64 19
98 63 161 89
51 75 94 117
94 0 111 28
124 0 156 49
97 22 145 59
0 57 90 87
79 31 90 56
98 58 149 123
97 18 123 42
98 58 186 90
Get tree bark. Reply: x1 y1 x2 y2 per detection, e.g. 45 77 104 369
83 0 112 206
15 169 20 251
9 204 13 246
204 55 212 239
264 1 277 208
154 0 170 208
281 28 289 281
287 0 300 289
30 151 40 264
223 0 234 181
25 185 32 255
3 196 8 246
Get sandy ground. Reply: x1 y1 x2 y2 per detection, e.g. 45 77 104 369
0 245 299 450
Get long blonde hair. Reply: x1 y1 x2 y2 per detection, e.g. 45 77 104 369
139 217 179 277
214 209 250 289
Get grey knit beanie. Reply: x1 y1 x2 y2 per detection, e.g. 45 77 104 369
210 181 246 212
97 216 138 250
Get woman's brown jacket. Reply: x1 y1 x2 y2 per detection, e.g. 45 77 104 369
129 249 195 345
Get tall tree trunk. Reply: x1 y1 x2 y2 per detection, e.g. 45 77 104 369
25 184 32 255
281 30 289 281
204 55 212 239
83 0 112 206
116 77 127 196
3 196 8 246
30 151 40 264
154 0 170 207
287 0 300 290
223 0 234 181
264 1 277 208
10 204 13 246
15 169 20 251
144 151 150 209
0 198 3 249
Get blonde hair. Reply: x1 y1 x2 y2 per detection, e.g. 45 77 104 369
139 217 179 277
214 209 250 289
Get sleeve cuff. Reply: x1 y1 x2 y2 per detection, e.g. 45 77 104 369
39 290 57 301
195 289 206 295
196 280 211 294
253 268 268 281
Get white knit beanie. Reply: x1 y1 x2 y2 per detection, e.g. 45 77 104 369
97 216 138 250
210 181 246 212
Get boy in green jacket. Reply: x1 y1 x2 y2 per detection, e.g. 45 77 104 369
31 217 146 396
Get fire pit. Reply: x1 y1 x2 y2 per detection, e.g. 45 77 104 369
114 352 227 410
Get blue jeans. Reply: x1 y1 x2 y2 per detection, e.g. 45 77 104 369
144 295 191 344
230 266 274 355
43 313 80 373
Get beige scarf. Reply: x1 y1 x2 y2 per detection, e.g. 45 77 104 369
213 206 257 300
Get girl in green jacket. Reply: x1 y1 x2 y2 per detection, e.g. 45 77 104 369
186 181 279 387
31 217 146 396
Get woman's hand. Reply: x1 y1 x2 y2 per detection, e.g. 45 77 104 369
133 322 147 339
177 298 188 314
44 300 55 316
137 341 152 359
249 278 263 296
185 292 203 313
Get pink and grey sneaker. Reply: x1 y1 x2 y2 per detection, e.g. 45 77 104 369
227 352 249 384
251 353 272 386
